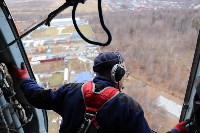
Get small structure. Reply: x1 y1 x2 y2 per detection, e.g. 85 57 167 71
76 71 92 83
154 96 182 118
70 32 82 41
64 68 69 82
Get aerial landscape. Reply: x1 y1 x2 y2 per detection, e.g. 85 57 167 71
4 0 200 132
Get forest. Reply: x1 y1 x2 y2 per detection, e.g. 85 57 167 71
89 9 200 98
89 9 200 132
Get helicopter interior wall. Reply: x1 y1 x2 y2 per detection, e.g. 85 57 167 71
0 3 48 133
0 8 14 63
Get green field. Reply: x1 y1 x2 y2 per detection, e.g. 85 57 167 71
40 73 64 88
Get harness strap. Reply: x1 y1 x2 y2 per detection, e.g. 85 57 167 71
81 81 119 127
82 81 119 113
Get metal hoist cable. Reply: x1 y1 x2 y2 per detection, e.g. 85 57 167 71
0 0 112 54
72 0 112 46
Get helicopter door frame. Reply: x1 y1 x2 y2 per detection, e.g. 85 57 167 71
180 30 200 121
0 0 48 132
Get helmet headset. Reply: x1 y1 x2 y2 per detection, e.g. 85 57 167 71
111 52 125 83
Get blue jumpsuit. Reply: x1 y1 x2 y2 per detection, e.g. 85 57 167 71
20 76 178 133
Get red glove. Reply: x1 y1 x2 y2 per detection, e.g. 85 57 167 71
174 121 191 133
7 62 29 82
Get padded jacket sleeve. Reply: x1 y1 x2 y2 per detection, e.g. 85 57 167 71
166 129 179 133
20 78 73 114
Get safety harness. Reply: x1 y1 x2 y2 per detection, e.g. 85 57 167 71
77 81 119 133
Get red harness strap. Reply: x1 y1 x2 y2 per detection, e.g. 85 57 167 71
82 81 119 126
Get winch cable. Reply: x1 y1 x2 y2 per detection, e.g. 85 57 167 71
0 0 76 53
72 0 112 46
0 19 47 54
0 0 111 54
0 2 71 54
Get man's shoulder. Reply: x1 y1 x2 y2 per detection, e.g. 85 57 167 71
115 93 142 112
63 83 84 89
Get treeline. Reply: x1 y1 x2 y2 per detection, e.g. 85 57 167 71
88 9 200 132
89 9 200 98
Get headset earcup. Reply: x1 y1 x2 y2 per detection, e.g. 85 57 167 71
115 67 125 82
111 64 125 82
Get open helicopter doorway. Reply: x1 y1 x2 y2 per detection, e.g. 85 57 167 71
1 0 200 132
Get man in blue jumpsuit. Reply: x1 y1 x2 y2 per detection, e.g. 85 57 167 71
8 52 190 133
